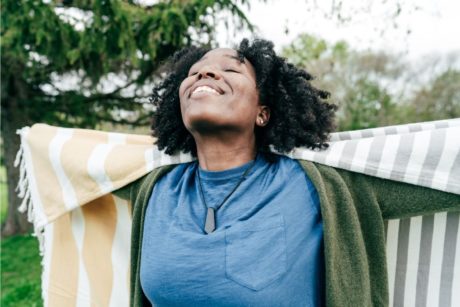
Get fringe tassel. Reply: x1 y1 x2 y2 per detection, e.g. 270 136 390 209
16 128 48 306
15 127 46 255
15 130 29 212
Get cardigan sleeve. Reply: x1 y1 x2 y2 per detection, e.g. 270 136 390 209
112 181 137 201
301 160 460 220
365 174 460 219
329 166 460 220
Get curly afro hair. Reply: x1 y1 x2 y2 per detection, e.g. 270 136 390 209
150 38 337 156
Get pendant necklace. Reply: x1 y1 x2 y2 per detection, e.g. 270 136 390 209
197 156 257 234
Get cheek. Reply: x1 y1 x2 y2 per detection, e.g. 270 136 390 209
250 87 259 104
179 79 192 114
179 79 188 99
239 85 260 110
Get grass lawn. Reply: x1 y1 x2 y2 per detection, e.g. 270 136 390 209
1 164 7 225
1 234 42 307
0 166 42 305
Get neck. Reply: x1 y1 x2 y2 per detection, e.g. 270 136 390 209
194 133 257 171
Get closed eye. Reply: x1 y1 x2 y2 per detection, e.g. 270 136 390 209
224 69 239 73
188 72 198 77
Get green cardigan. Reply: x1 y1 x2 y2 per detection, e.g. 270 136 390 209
121 160 460 307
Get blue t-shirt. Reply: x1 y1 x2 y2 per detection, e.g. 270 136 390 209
140 154 324 306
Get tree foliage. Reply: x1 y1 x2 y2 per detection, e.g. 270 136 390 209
282 33 460 131
409 69 460 121
1 0 252 127
1 0 253 236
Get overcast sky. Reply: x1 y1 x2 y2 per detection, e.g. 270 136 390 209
215 0 460 59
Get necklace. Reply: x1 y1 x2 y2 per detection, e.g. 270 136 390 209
196 156 257 234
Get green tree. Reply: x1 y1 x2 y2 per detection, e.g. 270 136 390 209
282 33 408 130
407 69 460 122
283 33 460 131
1 0 253 236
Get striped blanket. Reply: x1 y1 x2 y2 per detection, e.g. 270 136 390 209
16 119 460 307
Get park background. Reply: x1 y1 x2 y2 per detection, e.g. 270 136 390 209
1 0 459 305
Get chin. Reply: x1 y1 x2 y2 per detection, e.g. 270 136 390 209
184 107 223 125
184 115 236 135
186 118 224 132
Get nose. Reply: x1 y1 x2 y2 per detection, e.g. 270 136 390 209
197 66 221 80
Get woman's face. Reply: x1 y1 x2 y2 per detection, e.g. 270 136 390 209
179 48 265 136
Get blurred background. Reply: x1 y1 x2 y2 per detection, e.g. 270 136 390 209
1 0 459 305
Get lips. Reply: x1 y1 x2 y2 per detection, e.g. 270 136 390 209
192 86 220 95
189 82 224 98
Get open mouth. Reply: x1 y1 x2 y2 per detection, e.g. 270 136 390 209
190 85 223 97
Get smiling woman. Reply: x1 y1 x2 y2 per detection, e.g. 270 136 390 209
126 38 460 307
138 39 337 306
151 39 336 160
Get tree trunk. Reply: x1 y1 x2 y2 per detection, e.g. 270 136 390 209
1 77 33 237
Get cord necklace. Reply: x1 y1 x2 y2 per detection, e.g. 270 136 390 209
197 156 257 234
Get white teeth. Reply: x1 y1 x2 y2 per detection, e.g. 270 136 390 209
192 86 220 95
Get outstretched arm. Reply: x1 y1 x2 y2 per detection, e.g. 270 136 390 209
366 174 460 219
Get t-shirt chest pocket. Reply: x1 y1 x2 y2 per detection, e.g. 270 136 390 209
224 213 288 291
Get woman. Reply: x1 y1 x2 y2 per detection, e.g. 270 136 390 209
123 39 458 306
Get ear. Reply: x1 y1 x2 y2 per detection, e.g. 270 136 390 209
255 106 270 127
